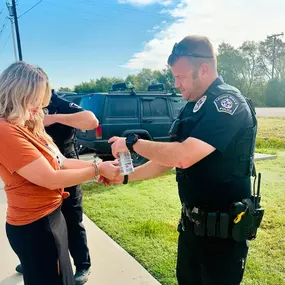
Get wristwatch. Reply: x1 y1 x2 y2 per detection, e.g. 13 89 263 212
123 175 128 184
126 134 139 152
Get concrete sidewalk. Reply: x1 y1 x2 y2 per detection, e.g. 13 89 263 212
0 179 161 285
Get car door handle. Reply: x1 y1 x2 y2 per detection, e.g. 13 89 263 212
143 119 153 123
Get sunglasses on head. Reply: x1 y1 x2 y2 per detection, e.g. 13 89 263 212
171 42 214 59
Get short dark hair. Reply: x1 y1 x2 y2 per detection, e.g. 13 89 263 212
167 35 216 67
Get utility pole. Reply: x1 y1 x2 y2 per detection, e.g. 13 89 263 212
10 17 18 61
6 0 22 61
268 33 284 79
6 3 18 61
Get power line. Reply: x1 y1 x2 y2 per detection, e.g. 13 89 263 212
0 31 11 57
3 31 11 47
0 18 8 40
18 0 43 18
0 2 7 23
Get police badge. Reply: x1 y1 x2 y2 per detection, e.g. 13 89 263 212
193 95 207 113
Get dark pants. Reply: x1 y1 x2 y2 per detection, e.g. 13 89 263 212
176 220 249 285
61 184 91 271
6 206 75 285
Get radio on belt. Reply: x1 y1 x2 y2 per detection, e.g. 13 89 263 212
118 152 134 175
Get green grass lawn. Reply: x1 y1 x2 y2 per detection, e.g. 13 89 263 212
255 117 285 153
82 117 285 285
82 155 285 285
257 117 285 139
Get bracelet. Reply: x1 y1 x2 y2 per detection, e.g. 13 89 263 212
92 161 99 179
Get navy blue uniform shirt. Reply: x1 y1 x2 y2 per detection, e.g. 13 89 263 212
44 93 83 154
174 77 256 211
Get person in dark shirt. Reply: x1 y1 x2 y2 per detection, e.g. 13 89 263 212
107 35 258 285
16 90 98 285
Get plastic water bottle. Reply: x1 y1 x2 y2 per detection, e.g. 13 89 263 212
118 152 134 175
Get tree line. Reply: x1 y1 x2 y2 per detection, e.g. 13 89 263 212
60 34 285 107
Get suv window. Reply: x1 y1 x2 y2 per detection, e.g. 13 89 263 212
80 94 105 121
142 98 169 117
170 98 186 118
107 97 138 118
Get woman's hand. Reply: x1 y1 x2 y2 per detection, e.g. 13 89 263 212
98 161 120 180
98 174 124 186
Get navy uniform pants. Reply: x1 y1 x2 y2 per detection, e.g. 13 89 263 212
61 184 91 270
176 218 248 285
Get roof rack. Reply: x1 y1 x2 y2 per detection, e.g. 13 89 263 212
110 82 128 91
108 81 181 96
147 83 165 92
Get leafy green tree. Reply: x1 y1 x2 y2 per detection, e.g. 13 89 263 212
95 77 124 92
125 74 139 89
58 87 73 92
259 36 285 79
74 79 97 93
217 42 244 90
264 79 285 106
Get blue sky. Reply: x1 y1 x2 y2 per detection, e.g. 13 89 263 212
0 0 285 89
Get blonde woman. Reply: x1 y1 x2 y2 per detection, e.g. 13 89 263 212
0 61 120 285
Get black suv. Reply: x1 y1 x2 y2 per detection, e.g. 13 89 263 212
76 83 186 165
58 92 90 106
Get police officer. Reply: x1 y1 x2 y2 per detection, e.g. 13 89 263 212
108 35 261 285
16 90 98 285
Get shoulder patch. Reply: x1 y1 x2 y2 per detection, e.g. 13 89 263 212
69 102 81 109
193 95 207 113
213 95 239 115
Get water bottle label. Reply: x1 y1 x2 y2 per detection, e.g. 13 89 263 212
118 152 134 175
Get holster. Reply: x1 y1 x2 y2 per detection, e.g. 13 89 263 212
231 197 264 242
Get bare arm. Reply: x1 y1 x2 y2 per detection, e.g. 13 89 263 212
44 111 98 130
129 161 172 182
62 158 93 169
16 156 119 190
110 161 172 184
132 138 215 168
109 137 215 169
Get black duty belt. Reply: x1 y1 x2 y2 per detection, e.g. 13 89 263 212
180 199 264 242
181 204 230 239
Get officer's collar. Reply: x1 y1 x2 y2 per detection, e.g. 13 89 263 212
204 75 224 95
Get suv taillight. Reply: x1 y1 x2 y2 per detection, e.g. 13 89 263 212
95 125 102 139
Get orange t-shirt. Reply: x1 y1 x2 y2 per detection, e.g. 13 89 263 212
0 120 67 226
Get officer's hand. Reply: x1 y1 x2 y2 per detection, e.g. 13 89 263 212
108 136 128 158
98 161 120 181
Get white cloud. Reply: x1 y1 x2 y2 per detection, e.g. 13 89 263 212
122 0 285 70
118 0 172 6
147 25 162 33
